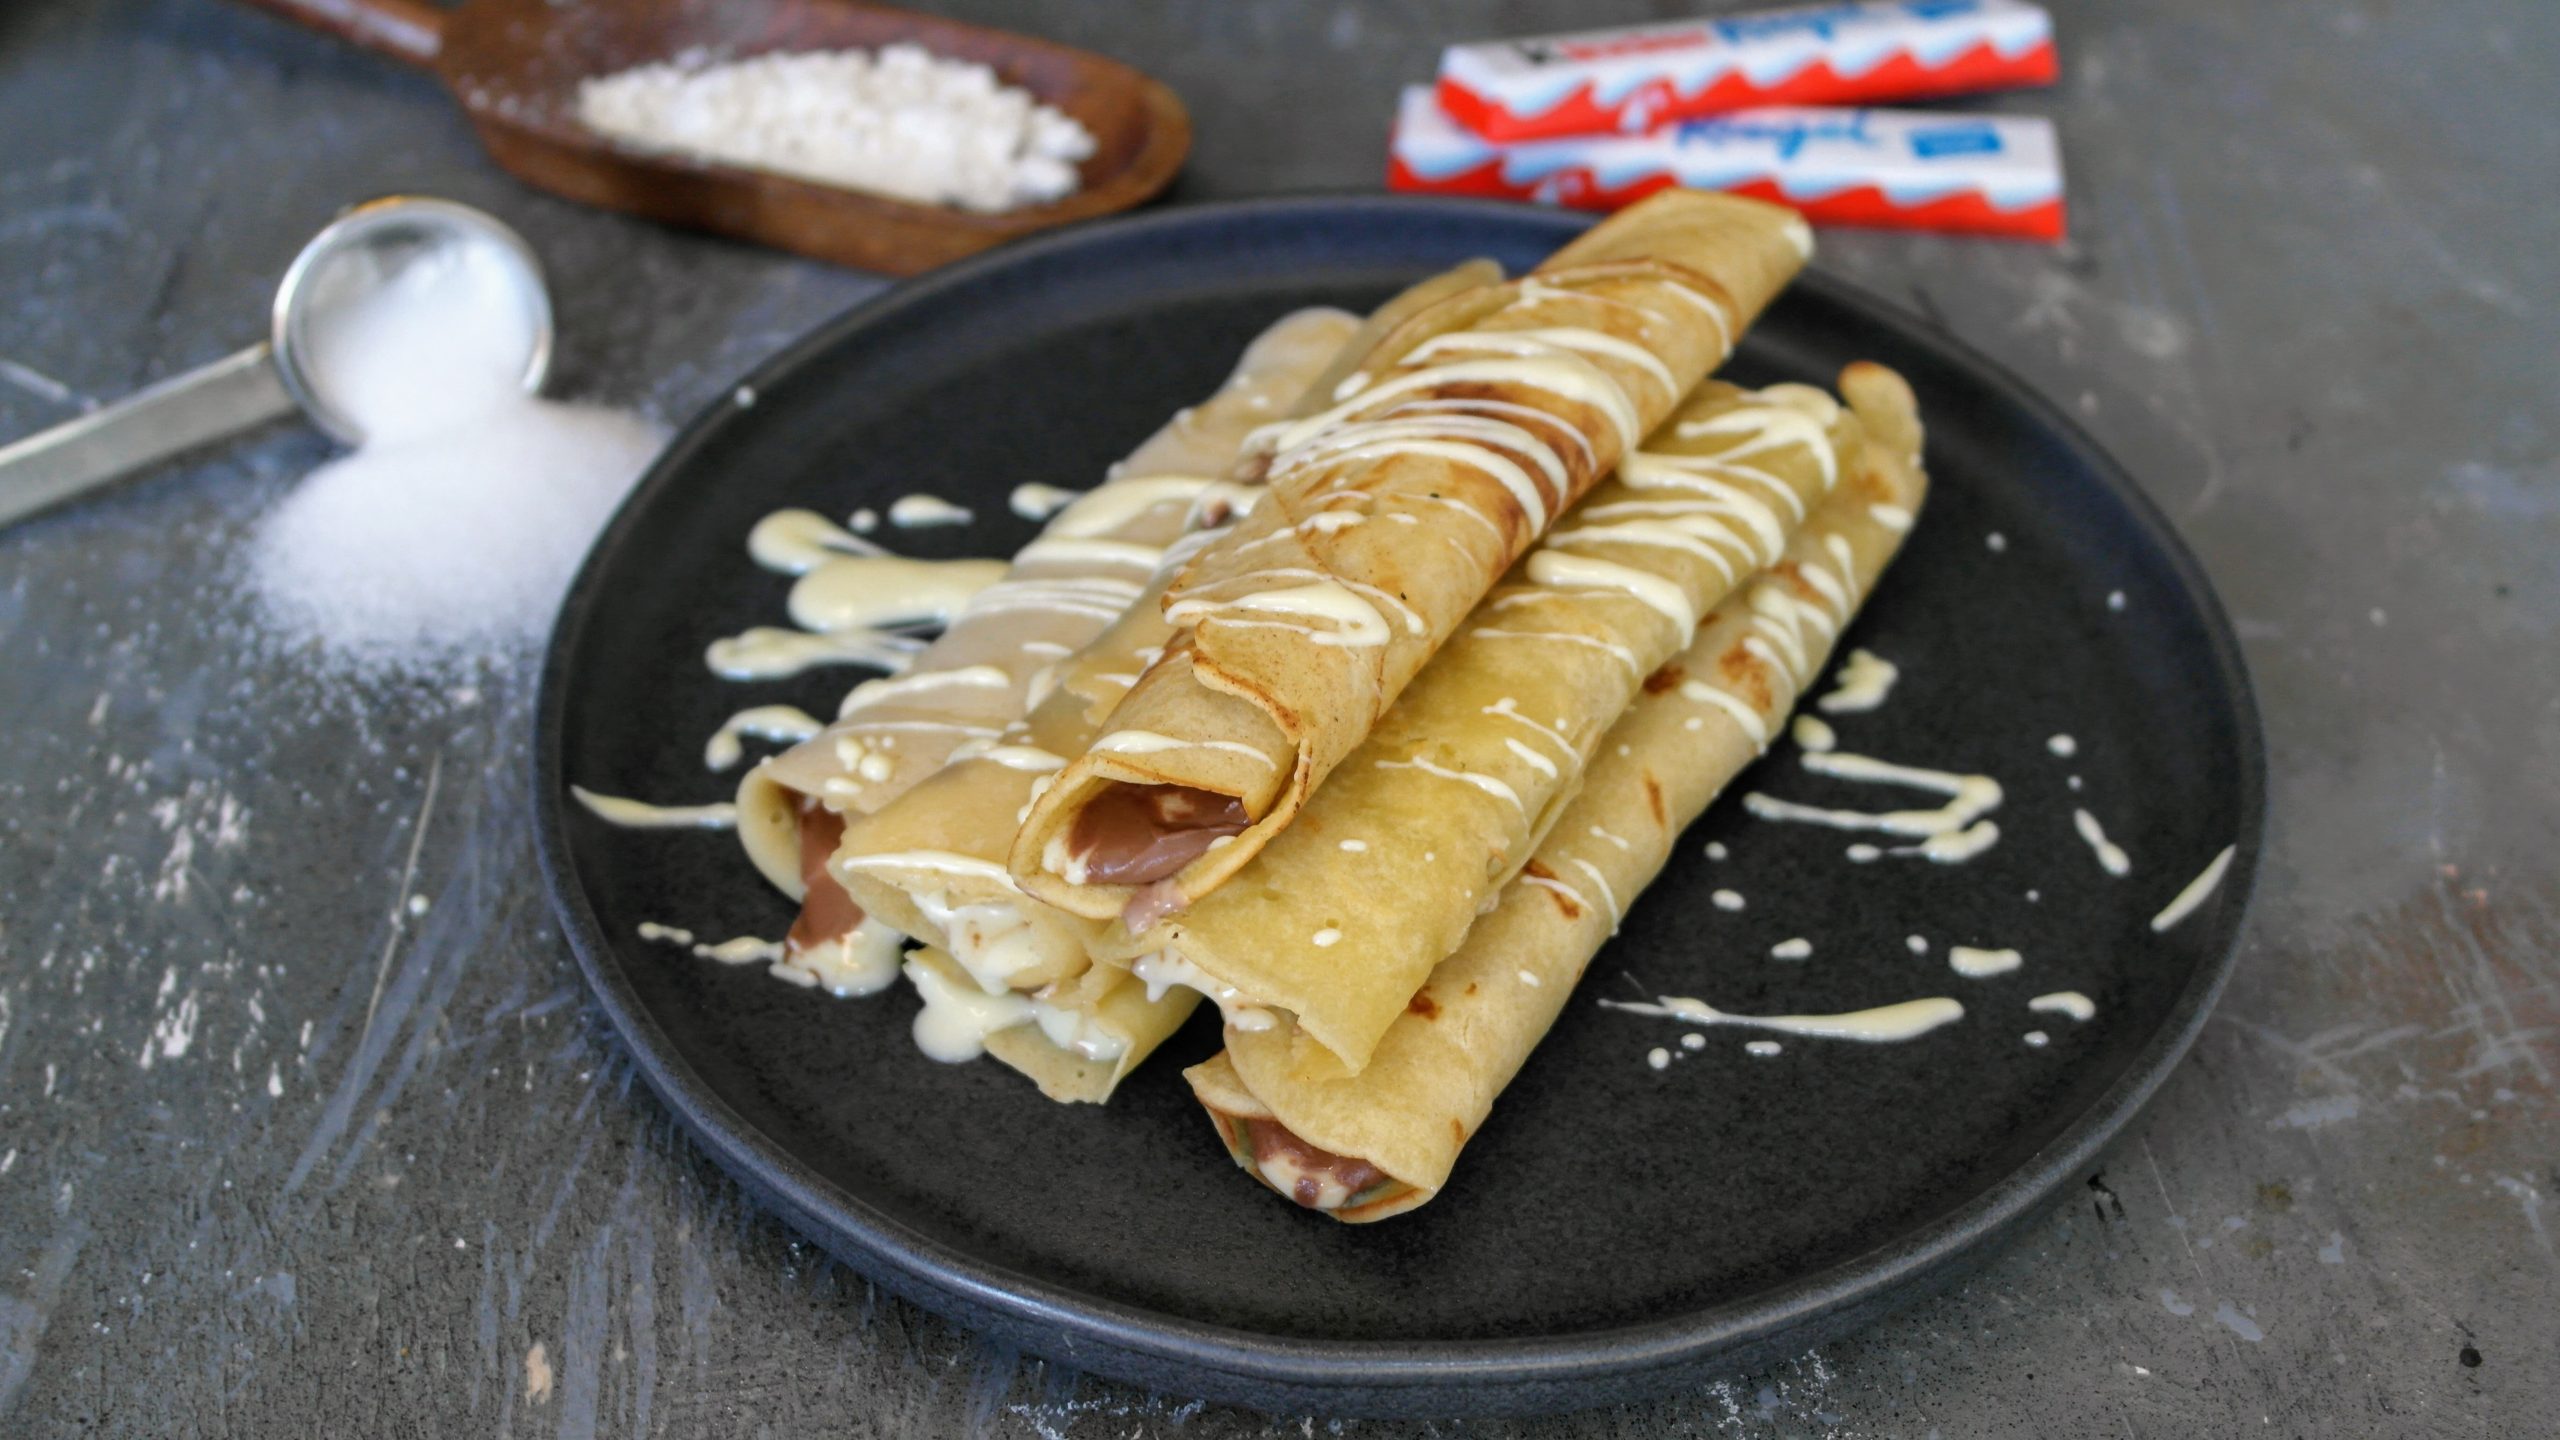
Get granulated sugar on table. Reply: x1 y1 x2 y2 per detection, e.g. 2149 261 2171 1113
244 239 666 675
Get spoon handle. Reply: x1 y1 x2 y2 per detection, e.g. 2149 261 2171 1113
0 343 300 532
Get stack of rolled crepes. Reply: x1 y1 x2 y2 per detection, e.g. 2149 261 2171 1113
727 189 1933 1218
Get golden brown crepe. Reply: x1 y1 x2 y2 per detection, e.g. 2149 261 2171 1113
824 269 1503 987
1010 191 1815 923
1093 378 1859 1075
830 266 1531 1098
900 947 1197 1104
1188 362 1927 1219
731 307 1364 985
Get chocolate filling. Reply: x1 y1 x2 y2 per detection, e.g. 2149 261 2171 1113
1120 878 1188 932
1065 782 1249 886
1242 1117 1385 1210
786 800 865 954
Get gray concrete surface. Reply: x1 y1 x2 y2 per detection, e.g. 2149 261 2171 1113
3 0 2555 1433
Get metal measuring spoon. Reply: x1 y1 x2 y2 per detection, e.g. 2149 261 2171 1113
0 196 553 531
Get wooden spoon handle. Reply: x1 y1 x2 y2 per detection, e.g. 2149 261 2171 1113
234 0 445 66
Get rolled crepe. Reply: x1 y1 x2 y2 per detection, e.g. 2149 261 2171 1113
1097 379 1861 1074
732 307 1364 984
1011 190 1815 921
1187 361 1928 1220
830 266 1522 1097
900 948 1193 1104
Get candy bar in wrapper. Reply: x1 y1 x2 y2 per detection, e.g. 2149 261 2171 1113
1388 90 2064 242
1437 0 2056 142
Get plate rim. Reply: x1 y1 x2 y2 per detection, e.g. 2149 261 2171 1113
531 193 2266 1412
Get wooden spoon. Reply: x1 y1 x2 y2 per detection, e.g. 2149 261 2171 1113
235 0 1192 276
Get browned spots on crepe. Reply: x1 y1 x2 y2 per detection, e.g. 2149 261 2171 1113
1651 257 1737 319
1451 1118 1468 1144
1522 859 1583 919
1407 991 1441 1019
1643 662 1685 694
1847 458 1892 504
1716 640 1776 712
1644 772 1666 826
1464 981 1479 996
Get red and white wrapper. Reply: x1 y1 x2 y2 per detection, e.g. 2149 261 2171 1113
1388 88 2064 242
1438 0 2056 143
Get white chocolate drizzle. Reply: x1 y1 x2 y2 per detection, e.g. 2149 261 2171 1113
837 664 1013 717
1474 627 1640 676
1008 481 1083 520
1012 537 1163 572
906 958 1035 1063
704 705 823 771
1268 352 1638 458
1948 946 2023 978
1816 648 1899 713
910 954 1136 1063
1518 870 1592 915
1166 576 1391 648
788 555 1008 633
1744 751 2003 851
946 740 1066 773
888 493 973 528
2072 807 2132 876
1681 678 1770 747
1567 857 1622 929
1131 950 1278 1033
1376 755 1525 815
1483 696 1577 752
1604 993 1965 1043
572 787 737 830
2030 991 2097 1022
637 922 892 996
903 890 1051 993
1526 551 1698 635
705 626 921 681
746 508 887 573
1090 730 1279 767
782 915 907 996
2150 845 2237 932
1673 402 1838 491
835 848 1022 890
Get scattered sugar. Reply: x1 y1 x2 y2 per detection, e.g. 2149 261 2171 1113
577 44 1096 213
245 238 664 674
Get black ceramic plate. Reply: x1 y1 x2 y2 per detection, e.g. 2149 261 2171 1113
534 197 2262 1417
